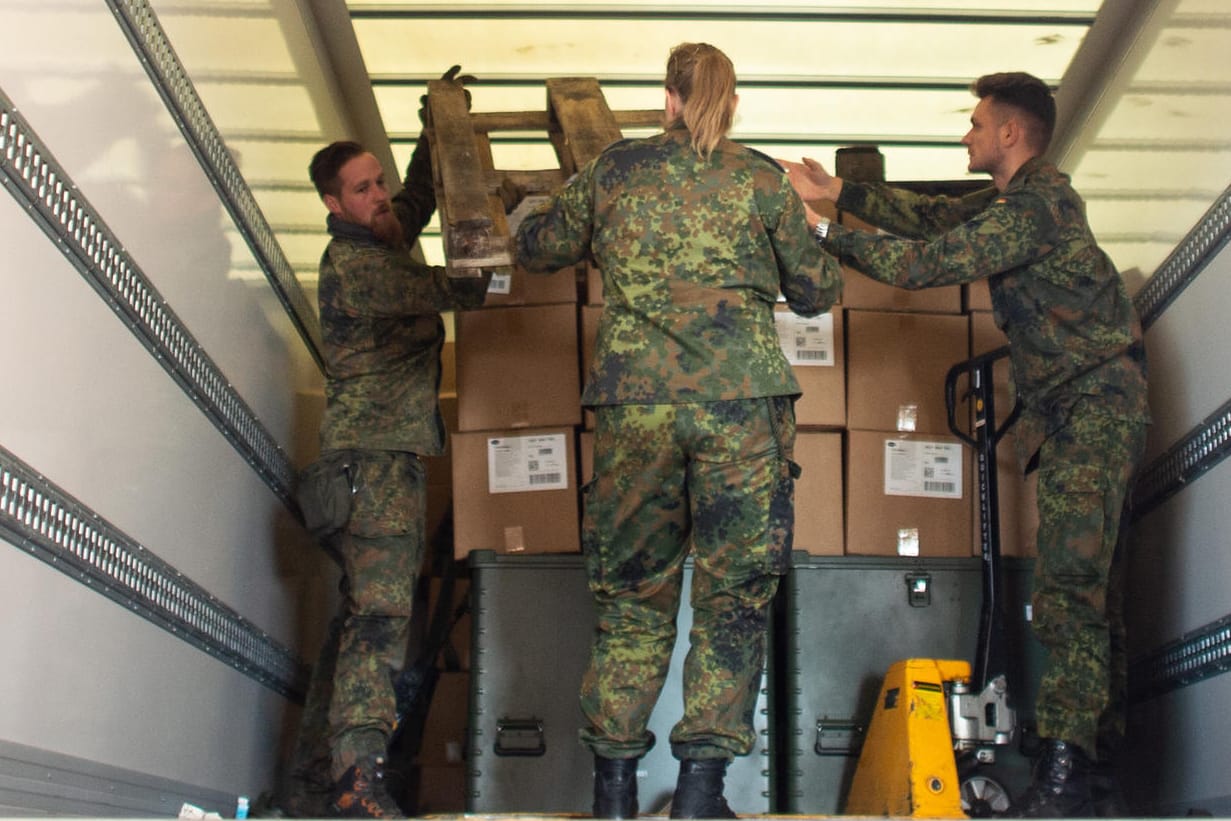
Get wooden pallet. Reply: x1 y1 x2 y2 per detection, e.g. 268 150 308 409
424 77 661 278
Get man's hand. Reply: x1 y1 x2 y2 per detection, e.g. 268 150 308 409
419 65 477 123
781 157 843 203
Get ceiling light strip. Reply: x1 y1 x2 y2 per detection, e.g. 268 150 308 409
0 91 297 511
1129 612 1231 704
105 0 325 372
0 446 308 702
349 6 1095 25
370 74 982 92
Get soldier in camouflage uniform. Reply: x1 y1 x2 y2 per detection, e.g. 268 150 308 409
283 69 490 820
785 72 1149 818
515 43 842 820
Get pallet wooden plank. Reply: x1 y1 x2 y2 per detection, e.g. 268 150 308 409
545 77 623 173
426 79 511 276
468 108 660 134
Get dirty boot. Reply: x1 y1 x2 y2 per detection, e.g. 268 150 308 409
593 755 639 819
329 755 404 818
1011 738 1094 818
669 758 736 819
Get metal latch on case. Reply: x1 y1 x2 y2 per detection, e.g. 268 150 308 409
905 572 932 607
815 718 865 756
495 716 546 756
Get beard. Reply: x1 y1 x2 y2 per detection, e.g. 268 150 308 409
370 208 406 248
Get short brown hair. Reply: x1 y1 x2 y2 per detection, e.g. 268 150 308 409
972 72 1056 153
309 140 366 199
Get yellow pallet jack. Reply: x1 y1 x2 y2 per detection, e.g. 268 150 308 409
845 347 1021 818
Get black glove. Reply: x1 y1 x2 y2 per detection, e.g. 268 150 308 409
419 65 476 124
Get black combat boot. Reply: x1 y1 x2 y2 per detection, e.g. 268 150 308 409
593 755 639 819
1011 738 1095 818
669 758 737 819
329 754 405 818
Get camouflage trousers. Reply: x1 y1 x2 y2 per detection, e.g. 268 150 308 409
579 398 798 761
1031 406 1147 758
283 448 427 803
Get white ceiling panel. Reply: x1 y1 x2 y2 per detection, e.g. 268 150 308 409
353 18 1088 80
80 0 1225 340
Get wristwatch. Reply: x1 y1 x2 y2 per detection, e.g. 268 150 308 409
814 218 831 243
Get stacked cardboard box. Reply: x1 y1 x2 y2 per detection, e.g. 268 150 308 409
969 311 1039 558
843 307 973 557
444 168 1031 561
450 266 584 558
775 286 846 555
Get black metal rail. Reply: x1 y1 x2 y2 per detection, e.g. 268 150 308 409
0 446 307 701
107 0 324 371
0 89 298 513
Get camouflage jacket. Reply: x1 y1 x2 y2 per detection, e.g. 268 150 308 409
318 144 488 454
827 157 1149 467
515 126 842 405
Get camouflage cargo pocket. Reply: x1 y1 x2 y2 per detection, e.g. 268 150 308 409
348 451 424 538
295 451 354 541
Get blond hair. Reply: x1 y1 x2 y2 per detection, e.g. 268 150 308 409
664 43 737 160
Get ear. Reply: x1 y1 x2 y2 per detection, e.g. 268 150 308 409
1000 116 1022 149
323 193 343 217
665 88 682 119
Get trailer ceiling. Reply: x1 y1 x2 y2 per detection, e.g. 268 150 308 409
139 0 1231 299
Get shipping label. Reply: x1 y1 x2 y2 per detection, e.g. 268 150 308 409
486 433 569 494
775 310 835 367
883 439 963 499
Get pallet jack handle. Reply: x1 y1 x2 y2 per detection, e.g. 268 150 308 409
944 345 1021 692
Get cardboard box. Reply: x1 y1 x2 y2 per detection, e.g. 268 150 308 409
417 671 470 766
455 304 582 432
482 264 579 307
451 428 580 557
415 765 466 814
965 278 993 312
837 212 961 314
580 430 594 484
776 305 845 429
970 311 1037 557
846 309 970 436
793 431 844 555
585 263 604 305
439 341 456 396
845 429 972 557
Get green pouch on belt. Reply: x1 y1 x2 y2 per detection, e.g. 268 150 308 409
296 451 354 541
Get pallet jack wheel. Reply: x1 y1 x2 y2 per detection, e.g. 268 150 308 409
959 761 1013 818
